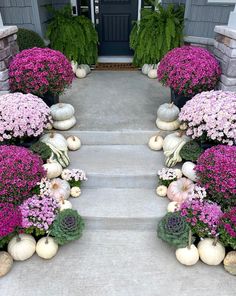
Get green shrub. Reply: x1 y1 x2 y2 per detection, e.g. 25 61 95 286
130 3 185 66
180 140 203 162
17 28 45 51
46 5 98 64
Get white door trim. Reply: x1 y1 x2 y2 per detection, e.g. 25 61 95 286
90 0 95 24
137 0 142 21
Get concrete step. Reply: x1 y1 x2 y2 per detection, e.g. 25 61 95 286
71 188 168 230
69 145 165 188
59 129 171 145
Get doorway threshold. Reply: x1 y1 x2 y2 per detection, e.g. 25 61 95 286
98 56 133 63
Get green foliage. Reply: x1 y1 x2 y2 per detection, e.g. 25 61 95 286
46 5 98 64
157 212 191 248
180 140 203 162
130 3 185 66
50 209 84 245
17 28 45 51
30 141 52 162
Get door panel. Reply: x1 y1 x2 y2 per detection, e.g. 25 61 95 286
96 0 138 55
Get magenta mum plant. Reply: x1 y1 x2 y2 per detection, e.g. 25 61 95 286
158 46 221 96
219 207 236 249
0 145 46 205
0 92 52 142
195 145 236 207
9 47 74 96
20 195 59 236
179 90 236 145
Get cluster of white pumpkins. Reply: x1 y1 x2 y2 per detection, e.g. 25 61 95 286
141 63 159 79
50 103 77 131
71 61 91 79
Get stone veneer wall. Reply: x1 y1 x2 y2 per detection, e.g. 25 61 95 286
213 26 236 92
0 26 18 95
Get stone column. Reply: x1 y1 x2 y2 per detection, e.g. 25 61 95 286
0 26 19 95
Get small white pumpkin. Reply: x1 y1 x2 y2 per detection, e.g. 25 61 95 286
59 198 73 211
156 185 168 197
142 64 151 75
67 136 81 151
0 252 13 277
157 102 179 122
176 244 199 266
80 64 91 74
156 118 180 131
36 237 58 260
50 178 71 201
53 116 76 131
182 161 197 182
167 178 194 203
43 158 62 179
76 67 87 79
8 234 36 261
175 169 182 179
148 135 163 151
50 103 75 121
71 60 78 73
167 201 180 212
40 132 68 151
71 186 81 198
148 69 157 79
198 238 225 266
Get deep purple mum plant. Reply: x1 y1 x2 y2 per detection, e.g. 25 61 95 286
158 46 221 96
0 145 46 205
219 207 236 249
9 47 74 96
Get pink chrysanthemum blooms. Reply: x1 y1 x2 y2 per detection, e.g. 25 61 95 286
0 145 46 205
9 47 74 96
219 207 236 249
158 46 221 96
0 92 52 142
20 195 59 235
180 198 223 238
179 90 236 145
195 145 236 207
0 202 22 239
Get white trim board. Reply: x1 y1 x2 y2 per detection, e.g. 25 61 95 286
98 56 133 63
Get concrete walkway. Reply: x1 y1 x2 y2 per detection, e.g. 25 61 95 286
2 71 235 296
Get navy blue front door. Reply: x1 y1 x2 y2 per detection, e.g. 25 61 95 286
96 0 138 55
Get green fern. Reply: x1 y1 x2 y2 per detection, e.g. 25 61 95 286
46 5 98 64
130 3 185 66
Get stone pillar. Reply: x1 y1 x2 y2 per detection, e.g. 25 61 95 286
0 26 18 95
214 26 236 92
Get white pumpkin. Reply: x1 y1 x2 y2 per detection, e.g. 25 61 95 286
8 234 36 261
59 198 73 211
167 201 180 212
71 60 78 73
148 69 157 79
43 159 62 179
156 118 180 131
40 132 68 151
76 68 86 79
53 116 76 131
157 102 180 122
142 64 151 75
176 244 199 266
182 162 197 182
148 135 163 151
80 64 91 74
175 169 182 179
156 185 168 197
50 103 75 121
70 186 81 198
0 252 13 277
36 237 58 260
67 136 81 151
198 238 225 266
50 178 71 201
167 178 194 203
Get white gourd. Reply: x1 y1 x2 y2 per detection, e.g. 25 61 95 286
50 103 75 121
43 158 62 179
70 186 81 198
198 238 225 266
167 201 180 212
156 185 168 197
76 68 87 79
80 64 91 74
142 64 151 75
157 102 180 122
40 132 68 151
53 116 76 131
156 118 180 131
0 252 13 277
182 161 197 182
148 135 163 151
67 136 81 151
8 234 36 261
59 199 73 211
71 60 78 73
36 237 58 260
50 178 71 201
176 245 199 266
148 69 157 79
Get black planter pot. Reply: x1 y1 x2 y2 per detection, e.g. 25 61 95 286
170 89 193 109
40 93 59 107
0 136 39 148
